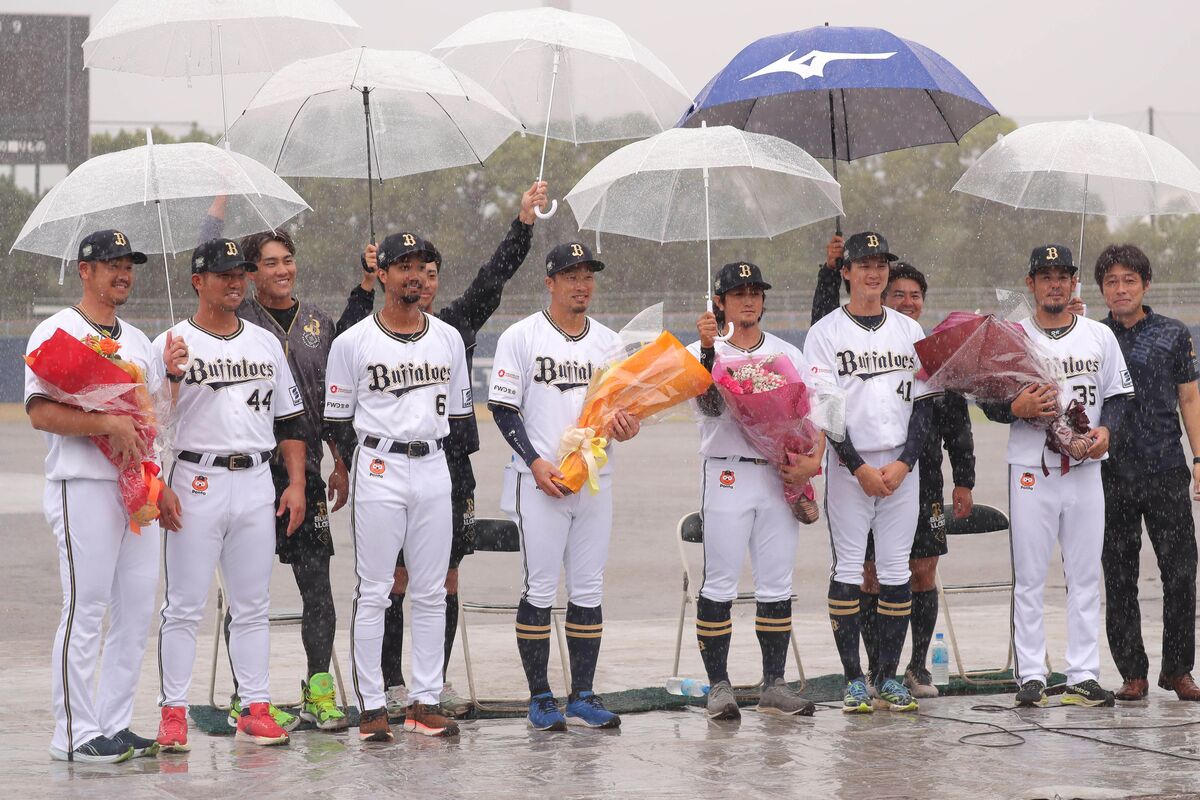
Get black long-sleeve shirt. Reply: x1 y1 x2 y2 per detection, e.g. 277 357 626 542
810 262 976 499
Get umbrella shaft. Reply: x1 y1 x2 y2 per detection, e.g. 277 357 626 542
536 49 561 183
217 24 229 149
363 88 375 244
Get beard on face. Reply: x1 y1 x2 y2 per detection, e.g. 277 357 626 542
1043 301 1067 315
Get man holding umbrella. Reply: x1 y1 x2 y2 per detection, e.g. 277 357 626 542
342 181 546 718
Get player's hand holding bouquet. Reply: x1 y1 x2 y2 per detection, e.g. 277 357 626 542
914 311 1091 473
554 304 714 494
24 329 166 531
713 352 844 523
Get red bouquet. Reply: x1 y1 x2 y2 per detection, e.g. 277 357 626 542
25 329 163 531
714 353 826 523
915 312 1091 471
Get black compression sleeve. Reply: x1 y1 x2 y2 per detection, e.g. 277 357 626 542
978 399 1017 424
274 414 307 443
829 430 865 474
899 397 935 469
696 346 724 417
1099 392 1131 436
489 403 540 467
942 392 977 489
324 419 358 463
811 264 843 326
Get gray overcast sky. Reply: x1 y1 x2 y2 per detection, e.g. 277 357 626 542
11 0 1198 134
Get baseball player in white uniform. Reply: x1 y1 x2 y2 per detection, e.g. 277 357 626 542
323 231 471 742
687 261 824 720
804 232 938 714
26 230 174 763
487 242 640 732
153 238 307 751
980 245 1134 708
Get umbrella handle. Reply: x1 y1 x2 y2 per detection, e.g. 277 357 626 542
534 198 558 219
706 296 735 342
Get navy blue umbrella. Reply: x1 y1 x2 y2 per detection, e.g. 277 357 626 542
680 25 997 233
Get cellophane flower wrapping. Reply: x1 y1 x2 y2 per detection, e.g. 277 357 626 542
713 352 846 506
24 328 170 531
914 311 1091 464
554 304 714 494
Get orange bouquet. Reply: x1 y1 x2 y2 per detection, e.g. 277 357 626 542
553 329 713 494
24 329 163 531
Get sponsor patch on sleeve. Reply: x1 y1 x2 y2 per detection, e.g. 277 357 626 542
462 387 473 406
290 385 303 406
1120 368 1132 388
494 367 520 384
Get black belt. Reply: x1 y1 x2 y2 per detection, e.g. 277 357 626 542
177 450 273 470
362 436 445 458
738 457 770 465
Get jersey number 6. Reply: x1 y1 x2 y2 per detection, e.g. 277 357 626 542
436 393 447 416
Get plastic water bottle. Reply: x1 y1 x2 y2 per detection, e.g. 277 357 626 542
665 676 709 697
931 633 950 686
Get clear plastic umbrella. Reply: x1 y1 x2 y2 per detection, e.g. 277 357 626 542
83 0 360 142
12 130 310 321
565 123 842 338
953 117 1200 281
226 47 522 243
433 6 692 219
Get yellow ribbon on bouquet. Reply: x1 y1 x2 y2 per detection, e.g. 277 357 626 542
555 426 609 495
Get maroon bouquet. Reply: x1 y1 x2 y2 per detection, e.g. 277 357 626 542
714 352 825 523
915 311 1091 473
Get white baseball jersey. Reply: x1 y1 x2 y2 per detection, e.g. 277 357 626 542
25 307 163 482
323 313 472 440
153 317 303 454
488 310 620 474
686 332 808 460
804 306 936 451
1005 315 1134 468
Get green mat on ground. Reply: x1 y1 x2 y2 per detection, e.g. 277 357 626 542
189 668 1066 734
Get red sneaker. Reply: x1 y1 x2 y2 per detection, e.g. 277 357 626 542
236 702 291 746
157 706 191 753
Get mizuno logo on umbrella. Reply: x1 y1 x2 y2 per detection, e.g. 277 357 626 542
740 49 896 81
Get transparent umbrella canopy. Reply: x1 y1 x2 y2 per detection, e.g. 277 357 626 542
226 47 522 242
433 6 692 219
82 0 361 142
953 117 1200 293
12 132 310 320
565 124 842 337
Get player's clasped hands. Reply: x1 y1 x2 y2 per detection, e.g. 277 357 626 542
1011 383 1060 419
853 463 892 498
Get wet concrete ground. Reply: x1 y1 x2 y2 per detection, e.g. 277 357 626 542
3 411 1198 798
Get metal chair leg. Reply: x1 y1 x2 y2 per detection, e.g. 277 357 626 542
552 610 571 696
208 584 226 709
673 579 689 676
460 603 480 708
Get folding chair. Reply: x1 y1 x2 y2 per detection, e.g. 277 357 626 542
459 518 571 712
207 571 349 709
935 503 1050 686
673 511 806 691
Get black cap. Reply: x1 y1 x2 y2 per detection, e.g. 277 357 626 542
191 238 257 274
1029 244 1077 274
714 261 771 295
78 229 147 264
545 242 604 277
844 231 898 263
377 232 435 269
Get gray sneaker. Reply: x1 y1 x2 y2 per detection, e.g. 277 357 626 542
438 681 472 718
905 666 940 699
385 684 409 720
757 677 816 716
705 680 740 720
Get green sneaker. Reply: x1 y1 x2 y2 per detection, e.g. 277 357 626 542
301 673 348 731
877 678 919 712
227 694 300 731
842 678 873 714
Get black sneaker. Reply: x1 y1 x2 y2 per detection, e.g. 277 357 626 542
110 728 160 758
1014 679 1048 707
49 735 134 763
1061 679 1115 708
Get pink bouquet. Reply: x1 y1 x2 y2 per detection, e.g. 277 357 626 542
714 353 822 523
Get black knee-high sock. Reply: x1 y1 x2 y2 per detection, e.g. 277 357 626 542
906 589 938 673
828 580 863 681
859 591 880 678
293 555 335 677
516 599 552 696
443 593 459 679
381 593 405 688
755 599 793 683
874 582 913 686
565 603 603 694
696 596 733 685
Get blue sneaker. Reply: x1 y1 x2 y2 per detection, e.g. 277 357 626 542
527 692 567 732
842 678 873 714
878 678 919 712
565 691 621 729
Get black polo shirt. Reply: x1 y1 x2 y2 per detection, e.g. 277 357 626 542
1102 306 1197 477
